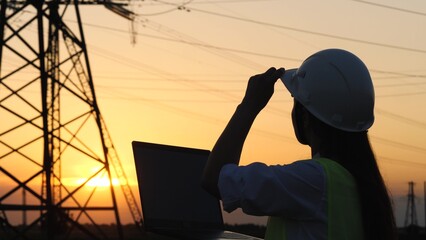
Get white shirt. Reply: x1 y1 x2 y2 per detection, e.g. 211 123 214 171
218 160 328 239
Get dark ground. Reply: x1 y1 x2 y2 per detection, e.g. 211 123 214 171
1 223 425 239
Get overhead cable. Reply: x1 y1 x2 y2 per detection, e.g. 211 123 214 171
376 91 426 98
168 3 426 54
378 155 426 168
370 135 426 154
351 0 426 17
97 86 297 143
83 21 300 61
89 45 426 167
376 108 426 129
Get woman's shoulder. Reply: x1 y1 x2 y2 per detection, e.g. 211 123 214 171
270 158 325 174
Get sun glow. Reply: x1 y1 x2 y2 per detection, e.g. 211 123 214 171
74 176 120 187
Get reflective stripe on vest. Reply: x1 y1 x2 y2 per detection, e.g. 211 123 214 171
264 158 363 240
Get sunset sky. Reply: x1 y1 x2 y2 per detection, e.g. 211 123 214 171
1 0 426 228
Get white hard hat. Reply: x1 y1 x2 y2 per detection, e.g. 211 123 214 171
280 49 374 132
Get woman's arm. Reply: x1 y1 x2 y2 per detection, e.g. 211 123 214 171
201 67 284 198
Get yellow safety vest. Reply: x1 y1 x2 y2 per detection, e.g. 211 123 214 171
264 158 364 240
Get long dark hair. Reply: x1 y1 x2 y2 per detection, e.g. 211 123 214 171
294 101 397 240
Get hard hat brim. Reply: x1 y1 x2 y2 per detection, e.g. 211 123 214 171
279 68 297 96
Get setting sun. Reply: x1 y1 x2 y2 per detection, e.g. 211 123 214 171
75 176 121 187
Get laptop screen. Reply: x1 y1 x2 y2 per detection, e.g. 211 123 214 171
132 141 224 231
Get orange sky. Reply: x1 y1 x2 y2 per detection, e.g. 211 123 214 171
1 0 426 228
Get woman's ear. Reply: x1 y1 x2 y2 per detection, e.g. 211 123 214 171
292 101 309 145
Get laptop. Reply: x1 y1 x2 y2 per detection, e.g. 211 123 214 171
132 141 261 240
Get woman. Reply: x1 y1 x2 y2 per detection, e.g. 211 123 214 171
202 49 397 240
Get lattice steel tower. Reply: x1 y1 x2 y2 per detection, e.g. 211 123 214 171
404 181 418 227
0 1 141 239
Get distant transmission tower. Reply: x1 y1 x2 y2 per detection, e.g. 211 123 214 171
0 1 141 239
404 181 418 227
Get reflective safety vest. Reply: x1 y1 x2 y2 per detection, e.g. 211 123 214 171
264 158 364 240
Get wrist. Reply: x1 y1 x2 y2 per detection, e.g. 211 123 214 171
237 102 260 119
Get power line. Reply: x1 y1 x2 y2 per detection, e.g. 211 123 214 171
376 108 426 129
140 23 301 61
84 17 296 116
370 69 426 79
134 0 193 16
376 91 426 98
23 6 426 71
88 44 243 101
375 82 426 88
94 75 247 82
86 23 426 121
109 4 426 171
78 11 426 158
95 84 242 92
378 155 426 168
351 0 426 17
92 59 426 162
80 20 299 67
370 135 426 155
78 21 288 60
134 0 275 6
88 43 289 117
98 86 426 169
90 44 426 157
86 47 426 169
81 21 426 82
141 19 267 70
97 87 297 143
159 2 426 54
182 0 277 4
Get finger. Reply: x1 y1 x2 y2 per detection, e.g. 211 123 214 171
272 68 285 80
265 67 284 83
250 68 274 80
264 67 277 76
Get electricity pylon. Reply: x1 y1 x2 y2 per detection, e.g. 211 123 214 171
404 181 418 227
0 1 141 239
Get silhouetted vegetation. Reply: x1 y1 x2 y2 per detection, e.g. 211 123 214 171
2 223 426 239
